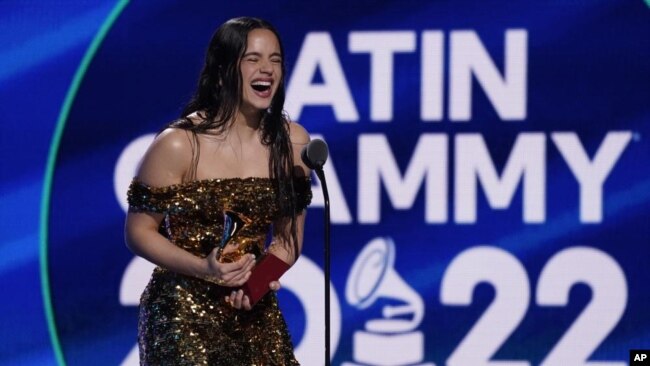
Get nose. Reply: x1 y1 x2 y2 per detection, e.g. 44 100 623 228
259 59 273 74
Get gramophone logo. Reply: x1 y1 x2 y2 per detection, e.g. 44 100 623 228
343 237 434 366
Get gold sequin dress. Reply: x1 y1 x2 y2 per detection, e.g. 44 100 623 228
127 177 312 366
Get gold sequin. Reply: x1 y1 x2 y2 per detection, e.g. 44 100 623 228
128 177 311 365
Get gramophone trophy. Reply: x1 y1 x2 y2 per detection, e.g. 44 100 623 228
218 209 289 306
216 210 250 261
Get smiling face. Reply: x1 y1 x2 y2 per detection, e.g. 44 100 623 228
238 28 283 117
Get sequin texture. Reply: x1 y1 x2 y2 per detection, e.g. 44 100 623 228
128 177 311 365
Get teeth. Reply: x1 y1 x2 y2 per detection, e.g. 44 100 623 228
252 81 271 86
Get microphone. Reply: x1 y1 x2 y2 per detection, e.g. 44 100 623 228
301 139 328 170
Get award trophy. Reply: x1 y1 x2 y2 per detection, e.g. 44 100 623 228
216 210 250 261
217 209 289 306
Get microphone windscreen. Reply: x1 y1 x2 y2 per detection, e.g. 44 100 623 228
301 139 328 169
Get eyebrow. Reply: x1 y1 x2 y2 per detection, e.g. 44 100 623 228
242 51 282 58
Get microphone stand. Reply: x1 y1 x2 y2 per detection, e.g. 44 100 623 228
314 167 331 366
301 138 331 365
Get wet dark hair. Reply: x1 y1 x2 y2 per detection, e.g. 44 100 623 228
172 17 300 259
179 17 286 135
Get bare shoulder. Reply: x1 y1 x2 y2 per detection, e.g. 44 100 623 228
136 127 194 186
287 120 310 145
152 128 193 155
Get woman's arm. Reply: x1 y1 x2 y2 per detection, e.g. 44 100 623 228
268 121 312 265
124 128 255 286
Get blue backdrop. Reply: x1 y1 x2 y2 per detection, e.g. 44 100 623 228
1 1 649 365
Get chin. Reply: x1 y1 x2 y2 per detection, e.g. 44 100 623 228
246 97 274 111
252 102 273 112
240 101 272 116
244 88 278 112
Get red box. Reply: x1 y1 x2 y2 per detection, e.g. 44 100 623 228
241 253 290 306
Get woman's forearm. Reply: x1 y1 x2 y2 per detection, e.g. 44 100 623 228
125 220 208 279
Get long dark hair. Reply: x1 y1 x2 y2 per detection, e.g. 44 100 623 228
173 17 299 258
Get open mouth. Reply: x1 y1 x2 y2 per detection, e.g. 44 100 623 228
251 80 272 92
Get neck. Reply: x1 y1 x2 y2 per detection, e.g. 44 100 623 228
232 109 263 140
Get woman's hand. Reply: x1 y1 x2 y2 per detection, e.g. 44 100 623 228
225 281 282 311
204 247 284 311
226 289 252 310
204 248 256 287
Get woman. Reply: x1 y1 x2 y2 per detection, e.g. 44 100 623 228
125 17 311 365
